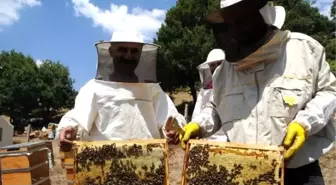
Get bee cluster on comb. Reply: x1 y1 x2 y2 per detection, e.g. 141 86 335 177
61 139 169 185
182 140 284 185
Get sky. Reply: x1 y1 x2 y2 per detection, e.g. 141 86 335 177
0 0 333 90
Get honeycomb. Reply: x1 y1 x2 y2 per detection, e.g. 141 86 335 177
182 140 284 185
71 140 169 185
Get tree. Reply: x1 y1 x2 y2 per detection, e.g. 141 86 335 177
154 0 219 103
275 0 335 61
35 60 76 122
331 0 336 21
0 50 40 124
0 50 77 125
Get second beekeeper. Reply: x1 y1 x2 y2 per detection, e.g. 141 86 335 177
56 29 186 149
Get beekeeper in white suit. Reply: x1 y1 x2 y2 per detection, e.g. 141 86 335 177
57 29 186 150
191 49 227 140
191 49 224 120
179 0 336 184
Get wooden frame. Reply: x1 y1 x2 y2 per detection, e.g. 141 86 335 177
60 139 169 185
0 141 50 185
181 139 285 185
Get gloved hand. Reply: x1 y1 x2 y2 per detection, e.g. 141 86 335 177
283 122 306 160
179 122 200 149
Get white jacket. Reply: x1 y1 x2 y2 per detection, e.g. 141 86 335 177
192 88 212 120
192 30 336 168
55 79 186 140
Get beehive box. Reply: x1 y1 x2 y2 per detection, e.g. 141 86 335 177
0 141 50 185
182 140 284 185
60 139 169 185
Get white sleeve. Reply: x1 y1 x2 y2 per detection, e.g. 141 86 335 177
293 44 336 136
152 85 187 138
55 80 98 138
192 95 222 138
191 92 203 120
191 89 212 120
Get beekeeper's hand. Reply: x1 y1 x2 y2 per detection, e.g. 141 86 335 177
179 122 200 149
283 122 306 160
165 130 179 145
58 126 77 152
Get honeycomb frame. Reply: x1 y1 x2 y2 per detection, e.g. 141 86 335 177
60 139 169 185
181 139 285 185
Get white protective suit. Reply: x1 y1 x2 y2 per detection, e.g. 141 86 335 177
193 30 336 168
56 80 186 140
191 50 227 140
56 30 186 141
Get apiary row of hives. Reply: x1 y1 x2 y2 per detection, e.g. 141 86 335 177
59 139 284 185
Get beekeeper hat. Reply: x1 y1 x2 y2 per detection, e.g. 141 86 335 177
198 49 225 69
206 0 286 29
94 29 160 51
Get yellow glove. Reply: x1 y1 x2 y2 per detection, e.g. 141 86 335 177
283 122 306 160
179 122 200 149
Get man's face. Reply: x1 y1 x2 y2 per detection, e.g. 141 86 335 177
109 42 143 75
211 2 268 62
209 61 222 74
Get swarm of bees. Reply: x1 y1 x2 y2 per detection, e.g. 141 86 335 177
64 140 284 185
72 140 168 185
182 140 284 185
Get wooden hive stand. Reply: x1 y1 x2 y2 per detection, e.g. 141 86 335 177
0 141 51 185
182 139 285 185
60 139 169 185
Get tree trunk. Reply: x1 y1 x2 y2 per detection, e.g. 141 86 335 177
189 80 197 105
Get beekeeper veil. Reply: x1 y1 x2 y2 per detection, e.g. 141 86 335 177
206 0 286 63
197 49 225 89
95 30 160 83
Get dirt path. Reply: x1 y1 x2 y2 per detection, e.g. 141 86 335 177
320 146 336 185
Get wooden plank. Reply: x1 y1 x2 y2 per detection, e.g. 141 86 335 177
0 127 3 142
0 141 47 153
1 150 48 170
2 163 49 185
182 140 284 185
164 140 170 185
73 139 167 145
188 139 285 151
26 124 31 143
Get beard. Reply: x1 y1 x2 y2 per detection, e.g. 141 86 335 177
113 57 139 75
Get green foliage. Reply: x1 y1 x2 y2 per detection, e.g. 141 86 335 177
36 60 76 122
0 50 39 123
325 38 336 61
154 0 219 103
331 0 336 21
0 50 76 125
275 0 335 61
328 59 336 75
